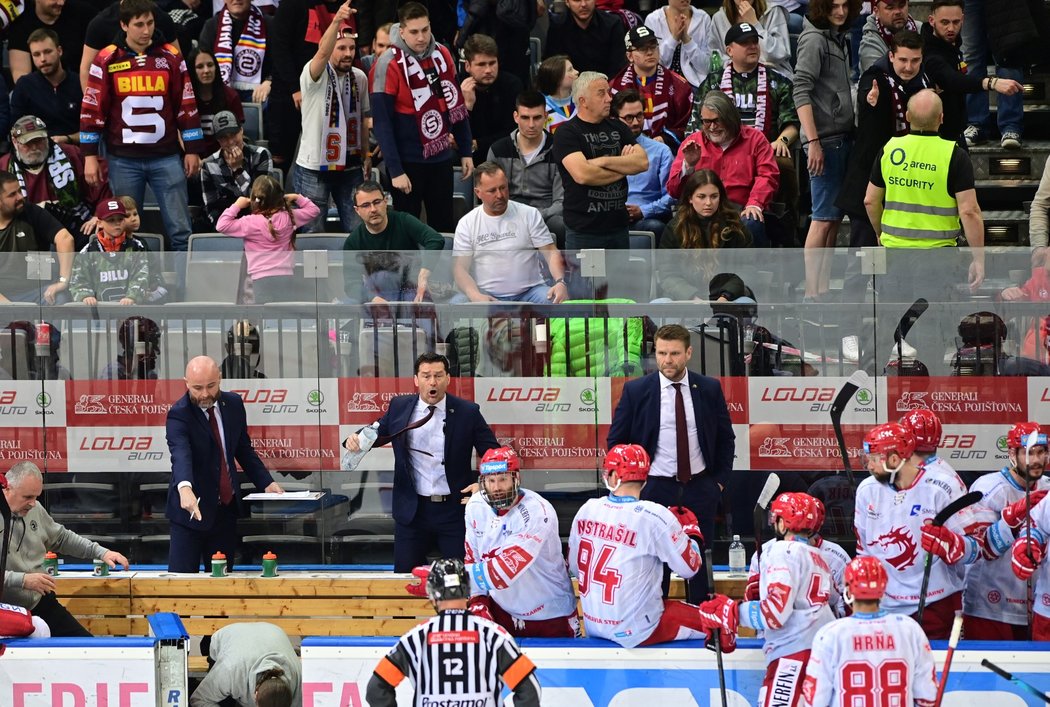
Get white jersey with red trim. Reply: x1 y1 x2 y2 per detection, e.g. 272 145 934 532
738 539 835 663
464 488 577 622
854 465 980 615
1020 493 1050 620
803 610 937 707
568 494 701 648
965 468 1050 625
747 536 850 618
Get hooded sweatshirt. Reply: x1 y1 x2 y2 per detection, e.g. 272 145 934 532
189 622 303 707
793 18 854 142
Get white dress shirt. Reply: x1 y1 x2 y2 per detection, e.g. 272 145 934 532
407 397 450 496
649 372 707 479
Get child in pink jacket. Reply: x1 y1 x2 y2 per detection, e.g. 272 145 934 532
216 175 320 303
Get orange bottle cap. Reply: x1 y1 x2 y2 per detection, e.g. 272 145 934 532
263 551 277 560
212 552 226 560
45 551 58 559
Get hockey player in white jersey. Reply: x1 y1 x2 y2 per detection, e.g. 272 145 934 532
568 443 729 649
855 422 980 639
900 408 958 479
966 422 1050 640
1005 431 1050 641
803 556 937 707
699 492 836 707
746 496 850 618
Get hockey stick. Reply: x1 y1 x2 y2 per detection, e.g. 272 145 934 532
893 298 929 366
917 491 984 625
753 474 781 564
1025 433 1037 640
982 659 1050 703
934 611 963 707
704 548 728 707
830 369 870 489
0 474 11 596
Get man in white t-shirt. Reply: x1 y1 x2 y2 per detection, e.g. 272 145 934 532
294 3 370 232
451 162 568 304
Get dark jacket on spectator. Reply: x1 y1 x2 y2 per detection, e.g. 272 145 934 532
986 0 1050 66
270 0 343 89
487 129 564 221
460 71 523 163
920 22 983 146
544 10 627 77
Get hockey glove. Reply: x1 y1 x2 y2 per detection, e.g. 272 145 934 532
920 524 967 565
1002 490 1049 530
698 594 739 635
745 571 760 601
405 565 430 597
668 505 705 546
468 595 496 622
1011 537 1044 581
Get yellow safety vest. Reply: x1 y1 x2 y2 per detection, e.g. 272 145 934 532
879 133 960 248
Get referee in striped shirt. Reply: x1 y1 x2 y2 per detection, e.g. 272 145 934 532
367 558 541 706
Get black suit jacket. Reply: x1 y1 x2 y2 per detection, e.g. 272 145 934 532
377 392 498 525
606 370 735 488
165 390 274 531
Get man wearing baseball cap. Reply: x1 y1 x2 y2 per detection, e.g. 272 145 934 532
610 25 692 145
69 198 152 305
200 110 274 228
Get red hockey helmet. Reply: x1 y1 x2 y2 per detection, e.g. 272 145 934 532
863 422 916 460
1007 422 1047 451
844 556 888 601
899 409 943 454
769 492 822 534
603 444 650 483
479 447 521 510
810 496 826 534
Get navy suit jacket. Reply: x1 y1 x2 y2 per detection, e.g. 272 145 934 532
165 390 274 531
377 392 499 525
606 371 735 487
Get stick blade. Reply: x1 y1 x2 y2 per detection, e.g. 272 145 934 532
756 474 781 510
933 491 984 527
830 370 871 417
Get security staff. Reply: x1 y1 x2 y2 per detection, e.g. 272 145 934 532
864 89 985 293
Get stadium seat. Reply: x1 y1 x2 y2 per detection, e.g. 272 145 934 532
625 230 656 303
184 233 246 303
242 102 264 142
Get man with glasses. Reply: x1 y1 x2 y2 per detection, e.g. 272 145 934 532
609 26 692 148
610 89 674 245
341 180 445 304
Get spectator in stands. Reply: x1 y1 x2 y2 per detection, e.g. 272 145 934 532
609 26 692 146
221 320 266 379
101 315 162 379
553 71 648 297
795 0 860 300
644 0 715 89
837 30 930 251
451 162 567 304
191 622 301 707
1030 160 1050 268
770 0 809 33
544 0 627 77
459 34 523 164
6 0 93 84
921 0 1022 148
0 171 74 304
198 0 275 104
1 461 130 637
488 91 565 250
117 194 168 303
9 29 83 144
455 0 535 85
359 21 391 73
658 169 749 301
535 55 578 134
341 180 445 304
80 0 182 90
295 4 369 233
81 0 205 253
69 199 152 305
200 111 274 228
0 115 113 248
610 89 675 245
668 91 778 247
710 0 793 77
371 2 472 234
697 23 800 243
188 48 246 159
859 0 916 73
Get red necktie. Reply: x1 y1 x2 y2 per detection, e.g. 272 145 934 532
673 383 691 483
375 405 436 446
209 406 234 505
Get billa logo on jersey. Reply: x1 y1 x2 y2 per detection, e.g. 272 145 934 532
116 73 167 94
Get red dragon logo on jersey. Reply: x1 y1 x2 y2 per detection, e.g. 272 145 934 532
867 527 918 570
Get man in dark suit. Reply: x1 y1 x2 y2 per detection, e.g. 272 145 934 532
165 355 284 572
343 352 499 572
607 323 735 599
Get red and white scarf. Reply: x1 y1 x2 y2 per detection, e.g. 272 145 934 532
214 6 267 90
882 70 930 135
393 44 467 159
720 63 769 137
874 12 917 47
321 64 361 171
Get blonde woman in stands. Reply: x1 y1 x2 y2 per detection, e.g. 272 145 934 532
535 55 579 133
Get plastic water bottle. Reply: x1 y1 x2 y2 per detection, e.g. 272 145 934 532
342 422 380 471
728 535 746 577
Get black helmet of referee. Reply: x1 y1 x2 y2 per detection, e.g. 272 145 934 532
426 558 470 603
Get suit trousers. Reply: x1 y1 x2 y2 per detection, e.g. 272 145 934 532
642 473 722 601
168 502 240 573
393 495 467 572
